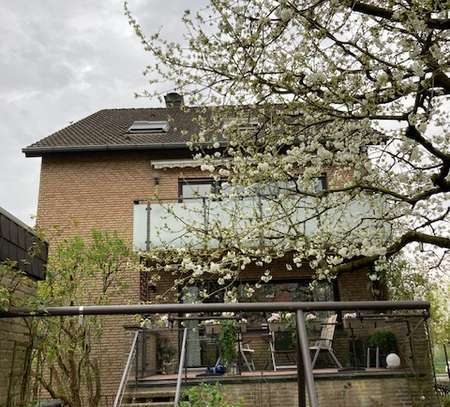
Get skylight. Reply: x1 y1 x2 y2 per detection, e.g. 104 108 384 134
223 118 259 132
128 121 170 133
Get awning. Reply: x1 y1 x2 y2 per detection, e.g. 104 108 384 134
151 159 201 169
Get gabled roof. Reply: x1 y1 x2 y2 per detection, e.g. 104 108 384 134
23 105 386 158
23 107 208 157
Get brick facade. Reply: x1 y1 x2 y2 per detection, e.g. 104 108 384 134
37 151 212 404
1 207 47 407
0 276 36 407
35 150 433 406
211 374 436 407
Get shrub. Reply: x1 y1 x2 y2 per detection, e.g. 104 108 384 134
180 384 242 407
368 330 397 353
218 320 238 367
439 394 450 407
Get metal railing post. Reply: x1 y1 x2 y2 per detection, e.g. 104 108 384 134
113 330 139 407
135 334 139 386
145 203 151 251
296 310 319 407
174 327 188 406
202 197 208 233
296 319 306 407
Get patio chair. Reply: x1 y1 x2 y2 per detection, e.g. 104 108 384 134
239 341 256 371
309 314 342 369
270 330 297 371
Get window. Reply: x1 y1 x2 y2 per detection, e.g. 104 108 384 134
223 118 259 132
178 178 223 201
245 177 326 197
313 176 327 192
178 176 326 201
127 120 169 133
239 279 335 328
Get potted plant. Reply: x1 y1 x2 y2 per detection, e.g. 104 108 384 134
268 312 293 332
218 320 238 373
367 330 397 368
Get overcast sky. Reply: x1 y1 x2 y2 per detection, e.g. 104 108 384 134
0 0 205 225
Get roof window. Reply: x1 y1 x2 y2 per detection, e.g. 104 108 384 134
128 120 170 133
223 118 259 132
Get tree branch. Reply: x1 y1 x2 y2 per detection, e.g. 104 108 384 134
351 1 450 30
334 230 450 274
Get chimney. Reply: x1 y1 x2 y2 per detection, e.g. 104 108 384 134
164 92 184 108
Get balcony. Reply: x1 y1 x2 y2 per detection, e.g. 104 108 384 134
133 194 388 251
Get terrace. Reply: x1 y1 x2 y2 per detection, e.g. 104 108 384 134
1 300 438 406
102 301 437 407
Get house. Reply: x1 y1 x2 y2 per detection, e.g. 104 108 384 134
23 94 438 406
0 206 48 406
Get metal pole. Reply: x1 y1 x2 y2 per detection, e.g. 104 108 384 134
174 327 188 406
0 300 430 319
113 331 139 407
296 317 306 407
296 310 319 407
145 203 151 251
202 197 208 236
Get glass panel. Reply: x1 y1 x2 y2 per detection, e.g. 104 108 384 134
149 201 206 247
133 191 387 249
133 204 148 251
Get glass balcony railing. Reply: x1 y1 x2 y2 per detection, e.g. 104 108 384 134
133 194 388 251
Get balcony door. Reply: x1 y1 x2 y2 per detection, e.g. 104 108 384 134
180 282 224 368
181 286 202 368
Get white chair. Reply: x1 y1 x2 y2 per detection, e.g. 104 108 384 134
239 342 256 371
309 314 342 369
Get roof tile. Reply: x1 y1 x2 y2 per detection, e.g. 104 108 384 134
23 107 206 156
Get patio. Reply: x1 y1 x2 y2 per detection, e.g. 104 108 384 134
116 304 438 407
1 300 438 407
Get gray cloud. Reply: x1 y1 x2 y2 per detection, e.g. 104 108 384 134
0 0 204 225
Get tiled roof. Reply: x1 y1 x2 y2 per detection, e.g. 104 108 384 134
23 107 209 156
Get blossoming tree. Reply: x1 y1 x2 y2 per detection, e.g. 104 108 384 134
126 1 449 301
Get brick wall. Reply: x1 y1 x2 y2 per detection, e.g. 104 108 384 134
185 374 438 407
36 151 204 405
0 275 36 407
34 150 417 406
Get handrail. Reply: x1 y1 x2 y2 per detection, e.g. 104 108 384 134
113 330 140 407
1 302 431 407
0 300 430 318
134 194 279 204
174 327 188 406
